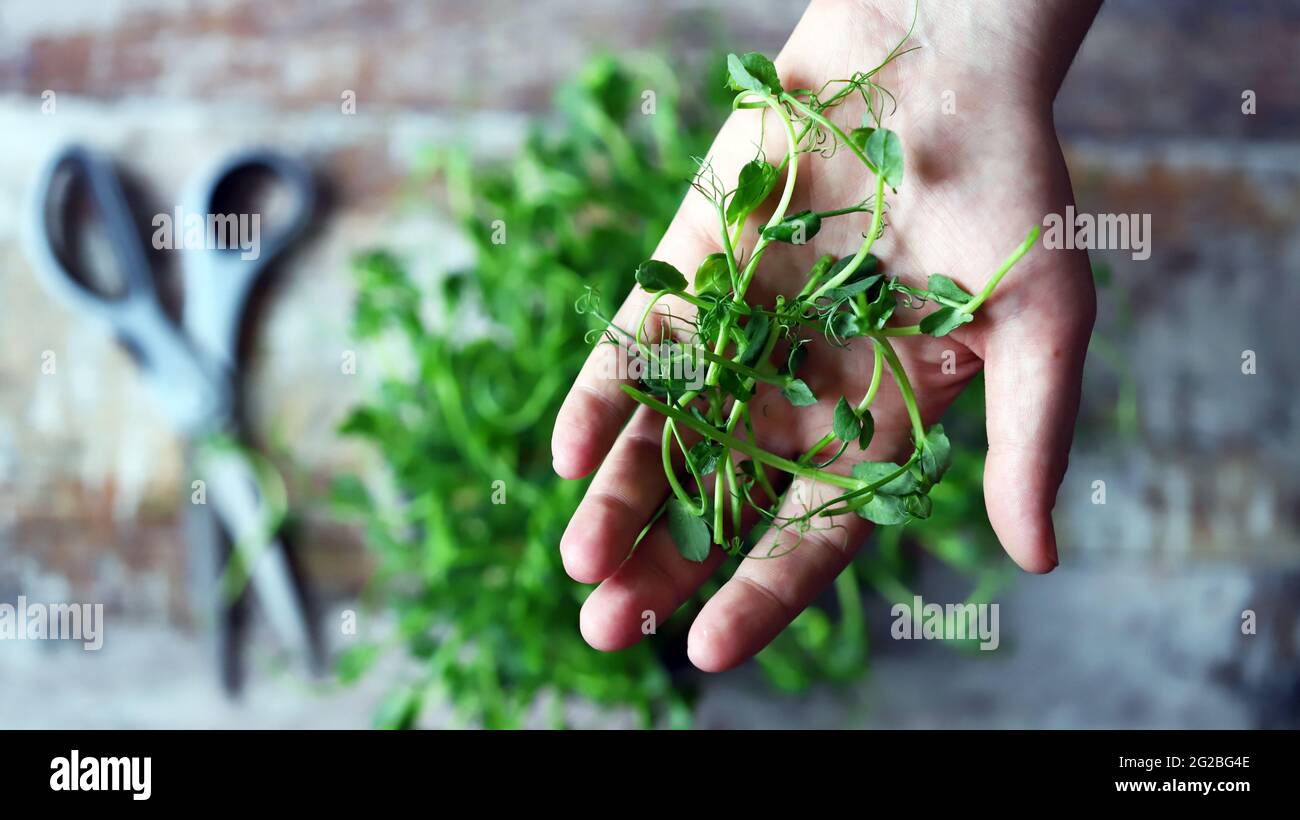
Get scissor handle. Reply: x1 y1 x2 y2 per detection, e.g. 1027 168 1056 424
27 144 159 311
25 144 230 434
179 150 316 368
184 149 315 269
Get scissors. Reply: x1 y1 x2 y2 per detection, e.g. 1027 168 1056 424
25 144 323 690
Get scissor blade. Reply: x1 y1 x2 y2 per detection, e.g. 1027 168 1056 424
203 450 315 668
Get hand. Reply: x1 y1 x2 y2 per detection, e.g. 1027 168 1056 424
552 0 1099 671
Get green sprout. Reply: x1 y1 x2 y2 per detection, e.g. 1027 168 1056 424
581 37 1040 564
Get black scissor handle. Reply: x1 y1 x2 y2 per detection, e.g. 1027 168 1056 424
184 149 316 269
28 144 159 311
25 144 229 434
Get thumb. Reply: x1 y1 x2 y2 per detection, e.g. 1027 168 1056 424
979 292 1094 574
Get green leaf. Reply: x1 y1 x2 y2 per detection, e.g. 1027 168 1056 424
826 253 878 283
725 52 782 96
329 474 372 516
738 313 770 366
826 255 854 280
919 306 973 338
856 493 910 525
761 210 821 244
688 440 725 476
865 128 904 188
849 126 875 152
828 311 862 340
926 273 973 305
851 461 920 495
635 259 687 293
666 498 713 562
858 408 875 450
335 643 380 684
781 378 818 407
903 492 933 520
833 397 861 443
373 686 423 730
642 372 694 400
807 254 835 283
822 274 882 302
338 407 380 438
727 159 778 224
718 369 753 402
576 55 634 118
694 252 731 296
867 286 896 329
918 424 953 484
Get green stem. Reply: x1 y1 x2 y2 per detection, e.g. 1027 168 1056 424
779 453 919 524
798 254 837 299
635 293 667 352
667 88 801 412
836 225 1039 340
878 325 921 336
872 333 926 444
809 172 886 302
958 225 1041 316
713 462 726 545
662 415 704 515
817 203 873 219
780 93 879 176
798 338 883 464
695 347 784 387
625 386 864 492
716 199 743 294
725 453 741 534
714 317 784 540
742 405 780 501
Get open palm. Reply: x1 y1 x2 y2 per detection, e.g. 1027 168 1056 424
552 0 1095 671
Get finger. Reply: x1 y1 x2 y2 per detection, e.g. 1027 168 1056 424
560 406 673 584
552 94 795 481
579 513 725 653
980 285 1094 574
550 218 716 480
687 476 873 672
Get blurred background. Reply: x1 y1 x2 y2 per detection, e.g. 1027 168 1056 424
1 0 1298 728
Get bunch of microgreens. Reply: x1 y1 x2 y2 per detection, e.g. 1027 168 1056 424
580 39 1039 564
333 53 730 728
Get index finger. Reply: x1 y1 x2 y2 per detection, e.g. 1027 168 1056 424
550 216 718 479
551 103 787 480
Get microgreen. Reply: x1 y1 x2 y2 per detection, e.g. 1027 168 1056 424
635 259 689 293
582 32 1040 565
727 159 779 225
340 35 1021 722
666 497 714 562
832 396 862 443
694 252 731 296
725 52 783 96
918 306 972 337
781 378 819 407
925 273 973 305
864 127 904 187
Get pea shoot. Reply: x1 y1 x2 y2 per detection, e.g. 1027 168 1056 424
580 37 1040 564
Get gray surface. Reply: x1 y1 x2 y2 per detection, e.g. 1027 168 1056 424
4 563 1288 729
